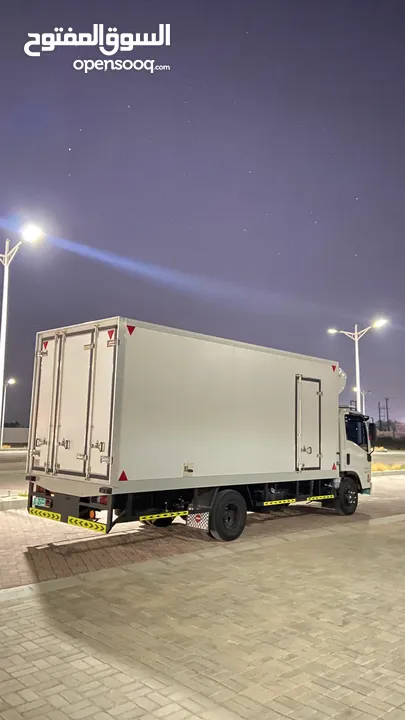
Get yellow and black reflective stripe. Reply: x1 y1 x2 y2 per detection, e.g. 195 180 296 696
67 516 107 533
263 498 296 506
29 508 61 522
263 493 335 507
139 510 189 521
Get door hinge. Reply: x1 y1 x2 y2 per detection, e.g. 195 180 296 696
317 453 323 458
37 350 48 358
317 391 323 396
100 456 112 464
35 437 47 447
84 343 95 350
77 453 87 461
30 450 40 458
107 339 119 347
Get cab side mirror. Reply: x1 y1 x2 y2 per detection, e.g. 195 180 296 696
369 422 377 449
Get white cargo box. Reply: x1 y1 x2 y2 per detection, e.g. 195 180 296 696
27 317 346 497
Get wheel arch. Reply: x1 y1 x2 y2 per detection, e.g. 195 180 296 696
341 471 362 493
227 485 254 511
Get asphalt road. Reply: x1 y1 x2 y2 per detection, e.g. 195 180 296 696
373 450 405 466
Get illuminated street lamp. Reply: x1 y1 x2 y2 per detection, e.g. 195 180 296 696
0 224 43 428
327 319 388 412
353 387 371 415
0 377 16 448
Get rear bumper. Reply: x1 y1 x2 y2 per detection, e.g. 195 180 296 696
27 478 113 533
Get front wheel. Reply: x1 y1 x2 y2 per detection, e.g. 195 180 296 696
335 477 358 515
209 489 247 541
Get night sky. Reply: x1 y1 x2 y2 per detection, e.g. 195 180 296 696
1 0 404 423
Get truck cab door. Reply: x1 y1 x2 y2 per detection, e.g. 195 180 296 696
340 412 371 491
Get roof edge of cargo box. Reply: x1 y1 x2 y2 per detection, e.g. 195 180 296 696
36 316 339 366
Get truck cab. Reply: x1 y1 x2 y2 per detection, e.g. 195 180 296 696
338 406 375 496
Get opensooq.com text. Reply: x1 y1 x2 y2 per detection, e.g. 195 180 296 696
73 58 170 74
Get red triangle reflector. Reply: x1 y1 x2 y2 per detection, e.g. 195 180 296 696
332 365 336 372
332 463 337 471
127 325 135 336
43 341 48 350
119 471 128 482
108 329 114 340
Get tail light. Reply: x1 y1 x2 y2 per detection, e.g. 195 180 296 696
36 485 50 495
97 496 108 505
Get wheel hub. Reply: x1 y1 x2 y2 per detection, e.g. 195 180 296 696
223 503 238 529
345 488 357 506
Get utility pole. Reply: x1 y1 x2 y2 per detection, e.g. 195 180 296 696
378 402 383 430
378 399 392 433
385 398 390 431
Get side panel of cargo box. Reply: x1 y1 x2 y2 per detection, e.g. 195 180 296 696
111 320 340 492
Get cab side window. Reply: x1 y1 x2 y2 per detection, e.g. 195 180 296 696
345 415 368 451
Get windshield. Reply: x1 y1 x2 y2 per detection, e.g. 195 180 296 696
345 414 368 452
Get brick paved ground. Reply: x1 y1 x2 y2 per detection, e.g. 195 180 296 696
0 475 404 591
1 503 405 718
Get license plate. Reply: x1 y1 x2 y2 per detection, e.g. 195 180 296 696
33 497 47 507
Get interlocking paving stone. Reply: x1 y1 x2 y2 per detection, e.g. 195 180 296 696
1 477 405 717
1 475 405 591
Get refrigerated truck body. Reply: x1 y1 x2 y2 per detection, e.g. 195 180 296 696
26 317 374 541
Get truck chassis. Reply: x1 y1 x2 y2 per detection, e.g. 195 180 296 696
27 474 360 541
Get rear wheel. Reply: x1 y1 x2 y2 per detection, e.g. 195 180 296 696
335 477 358 515
144 517 174 528
209 489 247 541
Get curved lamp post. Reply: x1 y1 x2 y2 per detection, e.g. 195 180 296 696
327 319 388 412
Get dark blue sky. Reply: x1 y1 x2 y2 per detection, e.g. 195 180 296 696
1 0 404 422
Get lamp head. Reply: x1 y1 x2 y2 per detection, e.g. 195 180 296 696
372 317 388 329
20 223 43 244
327 328 339 335
6 378 16 386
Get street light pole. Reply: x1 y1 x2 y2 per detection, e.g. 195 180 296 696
354 324 361 414
327 318 388 413
0 224 43 430
353 388 371 415
0 240 22 430
0 378 16 448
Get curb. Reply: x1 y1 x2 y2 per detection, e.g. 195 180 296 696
372 470 405 477
0 496 27 511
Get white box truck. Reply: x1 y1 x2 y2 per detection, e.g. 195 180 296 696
26 317 375 541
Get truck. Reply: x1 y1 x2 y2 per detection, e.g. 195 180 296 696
26 317 376 541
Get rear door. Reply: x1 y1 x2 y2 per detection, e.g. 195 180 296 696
86 326 117 480
29 322 117 481
53 330 94 476
296 375 321 471
30 336 59 473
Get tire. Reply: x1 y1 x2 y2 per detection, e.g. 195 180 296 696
209 489 247 542
335 477 358 516
145 517 174 528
